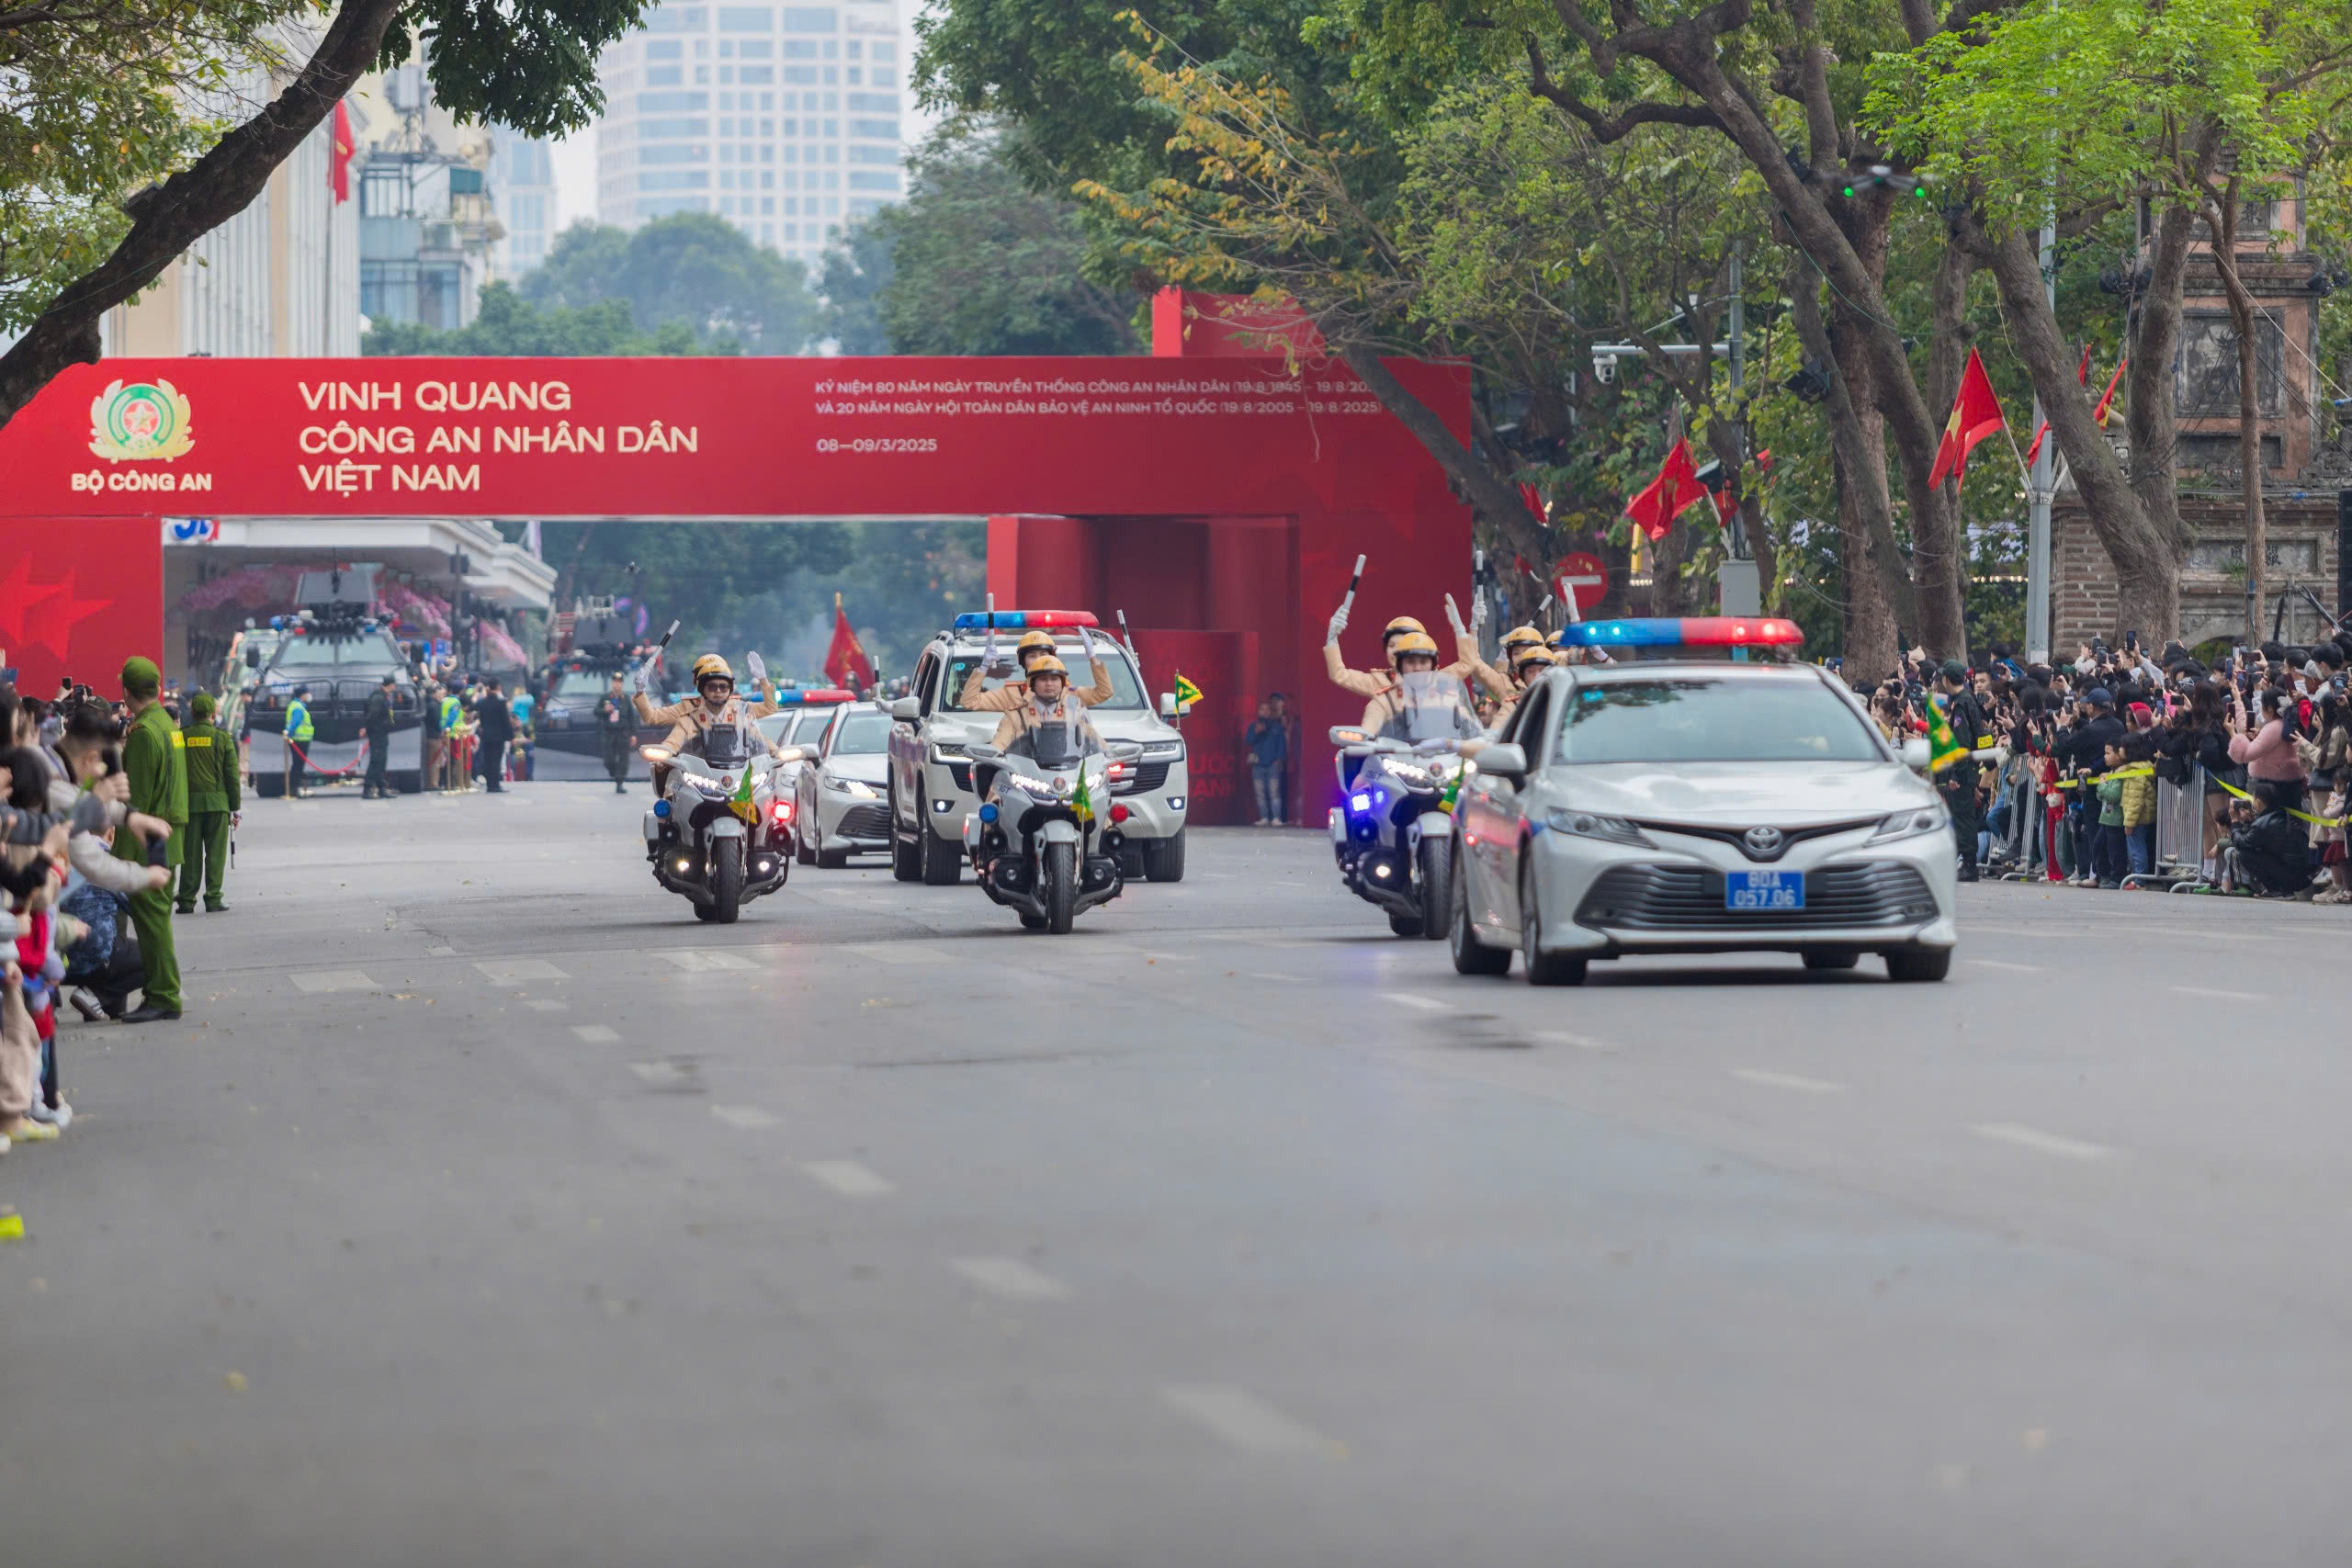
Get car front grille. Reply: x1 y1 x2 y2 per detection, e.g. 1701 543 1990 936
1574 861 1938 931
946 761 973 793
836 804 891 840
1113 761 1170 795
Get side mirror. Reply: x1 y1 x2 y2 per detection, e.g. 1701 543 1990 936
1476 742 1529 782
889 696 919 722
1900 738 1931 772
243 647 261 668
1159 693 1178 717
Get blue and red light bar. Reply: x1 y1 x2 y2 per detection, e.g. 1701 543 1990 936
950 609 1100 631
1554 616 1804 649
769 687 855 705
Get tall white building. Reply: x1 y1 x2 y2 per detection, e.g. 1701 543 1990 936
492 132 560 276
593 0 904 269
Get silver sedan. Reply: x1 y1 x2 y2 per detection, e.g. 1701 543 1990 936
1450 661 1959 985
795 704 896 868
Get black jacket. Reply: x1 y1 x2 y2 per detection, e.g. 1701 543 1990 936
2050 713 2125 773
2231 808 2307 895
472 699 514 747
595 694 633 737
363 689 393 735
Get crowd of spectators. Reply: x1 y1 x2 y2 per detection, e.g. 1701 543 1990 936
1857 630 2352 900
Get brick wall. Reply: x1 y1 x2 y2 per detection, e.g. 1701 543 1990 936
2052 492 2342 652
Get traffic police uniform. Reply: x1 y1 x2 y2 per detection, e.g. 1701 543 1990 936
176 692 240 912
1935 660 1986 881
285 689 316 797
114 657 187 1016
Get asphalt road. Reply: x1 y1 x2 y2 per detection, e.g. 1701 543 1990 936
5 784 2349 1566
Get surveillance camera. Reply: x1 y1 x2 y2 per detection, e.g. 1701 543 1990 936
1591 354 1617 385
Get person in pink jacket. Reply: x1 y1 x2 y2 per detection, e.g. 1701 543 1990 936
2228 685 2310 812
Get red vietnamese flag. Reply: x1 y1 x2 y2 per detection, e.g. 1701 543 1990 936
329 100 356 204
1928 347 2007 489
823 592 876 692
2091 355 2126 426
1623 437 1710 542
2024 344 2090 469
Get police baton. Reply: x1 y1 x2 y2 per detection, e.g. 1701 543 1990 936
1340 554 1367 617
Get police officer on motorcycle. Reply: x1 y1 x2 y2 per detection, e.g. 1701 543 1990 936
1360 633 1484 743
960 626 1114 711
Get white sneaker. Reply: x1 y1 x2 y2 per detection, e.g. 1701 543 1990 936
68 987 105 1022
28 1100 70 1129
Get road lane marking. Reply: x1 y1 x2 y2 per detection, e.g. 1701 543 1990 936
522 998 568 1012
571 1024 621 1043
425 945 457 956
846 943 944 964
474 959 570 983
2169 985 2262 1002
1160 1384 1337 1457
1380 991 1451 1011
1971 1122 2118 1162
629 1061 697 1089
1966 959 2045 974
802 1160 894 1197
952 1257 1069 1302
1534 1030 1621 1054
1730 1068 1848 1095
656 950 759 973
710 1104 779 1130
288 971 376 994
1248 972 1303 983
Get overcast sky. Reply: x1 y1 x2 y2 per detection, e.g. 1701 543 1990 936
548 2 938 235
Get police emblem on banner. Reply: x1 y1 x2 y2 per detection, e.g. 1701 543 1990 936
88 378 196 461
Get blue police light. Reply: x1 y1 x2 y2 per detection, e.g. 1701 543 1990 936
978 802 1000 823
771 687 854 705
1554 617 1804 649
1350 792 1372 814
652 799 671 818
950 610 1101 632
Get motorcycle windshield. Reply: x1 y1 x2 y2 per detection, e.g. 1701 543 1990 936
1381 672 1479 745
702 721 751 768
1012 710 1092 770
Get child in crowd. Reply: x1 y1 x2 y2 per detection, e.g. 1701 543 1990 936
2120 733 2158 879
2093 741 2130 889
2316 767 2351 906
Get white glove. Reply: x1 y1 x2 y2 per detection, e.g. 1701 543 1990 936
1444 593 1466 637
982 627 998 663
631 661 650 695
1327 605 1349 645
1471 591 1487 632
1080 625 1096 659
745 650 767 688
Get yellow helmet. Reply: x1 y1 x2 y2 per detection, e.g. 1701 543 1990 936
1388 630 1441 669
691 654 734 684
1015 629 1058 662
1026 654 1069 680
1500 625 1546 656
1382 615 1427 644
1512 646 1559 679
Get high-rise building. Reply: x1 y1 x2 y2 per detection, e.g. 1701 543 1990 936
492 132 560 276
352 60 503 330
593 1 904 269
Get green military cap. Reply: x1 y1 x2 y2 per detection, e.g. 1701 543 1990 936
191 691 218 720
121 656 162 697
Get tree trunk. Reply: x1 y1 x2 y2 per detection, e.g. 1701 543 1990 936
1834 446 1901 681
2127 187 2203 606
1969 216 2180 641
1744 492 1779 615
1918 237 1975 657
0 0 407 428
2205 191 2267 644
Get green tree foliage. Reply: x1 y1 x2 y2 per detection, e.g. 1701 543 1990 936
0 0 651 427
518 212 820 352
818 217 896 354
361 280 736 355
842 132 1141 355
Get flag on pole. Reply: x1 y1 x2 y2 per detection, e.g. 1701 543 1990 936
1925 693 1969 773
1927 347 2007 489
1622 437 1710 542
329 100 356 205
2023 344 2090 469
1518 481 1547 526
1172 672 1204 709
822 592 875 692
2091 355 2127 426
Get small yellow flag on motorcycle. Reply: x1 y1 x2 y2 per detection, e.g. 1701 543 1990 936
729 764 760 824
1925 693 1968 773
1173 672 1204 709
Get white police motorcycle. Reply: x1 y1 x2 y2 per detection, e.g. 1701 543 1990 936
640 720 807 922
963 724 1143 934
1329 671 1482 939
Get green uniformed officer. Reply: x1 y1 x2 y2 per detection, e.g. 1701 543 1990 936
116 656 187 1022
176 690 241 914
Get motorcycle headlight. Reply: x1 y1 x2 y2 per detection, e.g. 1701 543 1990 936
1544 808 1653 847
1867 803 1949 843
1386 762 1434 790
680 771 725 795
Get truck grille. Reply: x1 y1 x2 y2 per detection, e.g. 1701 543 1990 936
1574 862 1938 931
836 804 891 840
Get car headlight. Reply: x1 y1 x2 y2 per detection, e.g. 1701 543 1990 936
1867 803 1949 843
1544 807 1653 847
828 777 878 798
1139 741 1184 761
929 743 967 761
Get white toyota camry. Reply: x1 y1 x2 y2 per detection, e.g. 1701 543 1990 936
1451 659 1957 985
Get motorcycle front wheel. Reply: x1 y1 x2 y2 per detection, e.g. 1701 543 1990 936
1417 834 1453 942
1042 840 1077 934
710 838 744 924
